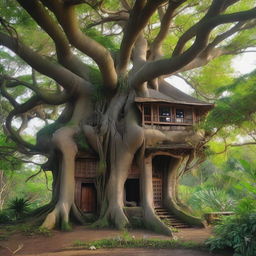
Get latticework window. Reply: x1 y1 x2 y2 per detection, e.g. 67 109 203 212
153 178 162 207
75 158 97 178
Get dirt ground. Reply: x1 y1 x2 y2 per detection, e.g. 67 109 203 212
23 248 231 256
0 226 230 256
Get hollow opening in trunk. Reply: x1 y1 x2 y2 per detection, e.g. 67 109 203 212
124 179 140 207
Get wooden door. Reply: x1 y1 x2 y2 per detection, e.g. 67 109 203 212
80 183 96 212
153 178 162 207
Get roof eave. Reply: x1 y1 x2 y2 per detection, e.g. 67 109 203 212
134 97 214 108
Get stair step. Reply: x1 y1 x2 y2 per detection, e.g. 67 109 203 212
155 207 191 229
173 226 190 228
166 223 189 227
162 220 184 224
162 221 188 226
160 218 179 221
165 216 182 220
158 213 172 217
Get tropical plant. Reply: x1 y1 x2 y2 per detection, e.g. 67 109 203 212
206 211 256 256
0 209 12 223
235 160 256 198
191 188 235 213
8 197 31 220
206 160 256 256
179 147 256 216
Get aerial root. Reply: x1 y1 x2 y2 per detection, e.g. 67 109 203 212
108 205 130 229
41 202 75 230
143 209 173 236
92 205 130 229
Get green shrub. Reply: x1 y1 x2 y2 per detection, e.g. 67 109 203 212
206 211 256 256
129 216 144 229
37 227 52 237
234 198 256 216
8 197 31 220
0 209 12 223
203 159 256 256
191 187 235 213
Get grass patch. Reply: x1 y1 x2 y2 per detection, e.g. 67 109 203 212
72 238 203 249
0 233 10 241
71 231 205 250
0 224 52 237
61 221 72 232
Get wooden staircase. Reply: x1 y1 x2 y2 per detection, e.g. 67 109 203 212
155 207 191 229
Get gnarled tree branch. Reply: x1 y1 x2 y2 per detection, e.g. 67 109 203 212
5 96 41 152
149 0 186 60
131 7 256 89
41 0 117 90
0 32 92 96
16 0 90 81
172 0 239 56
1 75 71 105
118 0 167 73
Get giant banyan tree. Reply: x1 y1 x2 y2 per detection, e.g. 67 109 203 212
0 0 256 236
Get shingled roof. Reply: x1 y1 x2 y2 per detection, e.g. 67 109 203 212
135 81 213 109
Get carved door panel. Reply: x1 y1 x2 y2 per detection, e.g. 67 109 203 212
153 178 162 207
80 183 96 212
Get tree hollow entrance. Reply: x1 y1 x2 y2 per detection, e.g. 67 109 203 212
124 179 140 207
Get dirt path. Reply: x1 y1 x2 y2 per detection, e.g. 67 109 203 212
0 226 228 256
29 248 230 256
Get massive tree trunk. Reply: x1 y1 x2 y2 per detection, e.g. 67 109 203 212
39 87 206 236
140 154 173 236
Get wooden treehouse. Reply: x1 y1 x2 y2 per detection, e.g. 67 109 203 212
75 85 213 228
135 88 212 131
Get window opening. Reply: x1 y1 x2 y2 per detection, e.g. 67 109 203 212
176 109 184 118
144 104 151 122
142 104 193 125
159 106 171 122
176 109 184 122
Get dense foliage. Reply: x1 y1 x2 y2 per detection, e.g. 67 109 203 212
179 146 256 214
180 153 256 255
207 211 256 256
206 192 256 256
205 70 256 130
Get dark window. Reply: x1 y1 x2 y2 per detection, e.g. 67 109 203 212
144 105 151 122
159 106 171 122
176 109 184 118
144 105 151 115
159 106 170 116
